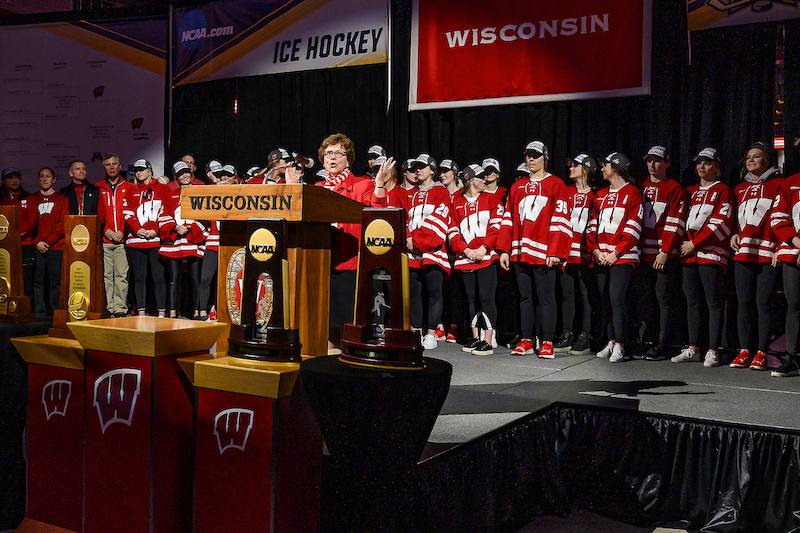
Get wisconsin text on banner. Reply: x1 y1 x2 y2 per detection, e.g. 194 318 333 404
410 0 652 110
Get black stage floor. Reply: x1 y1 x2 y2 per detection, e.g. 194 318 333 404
421 340 799 460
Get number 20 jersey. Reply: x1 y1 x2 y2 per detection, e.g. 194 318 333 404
496 174 572 265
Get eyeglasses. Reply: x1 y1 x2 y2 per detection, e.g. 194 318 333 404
323 150 348 159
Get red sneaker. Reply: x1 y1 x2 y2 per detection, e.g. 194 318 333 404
538 340 555 359
207 309 217 322
730 350 752 368
511 338 534 356
434 327 447 342
445 332 457 343
749 351 768 370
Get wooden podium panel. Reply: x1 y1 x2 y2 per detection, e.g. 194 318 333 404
0 204 33 322
13 335 85 532
182 185 363 357
180 354 322 533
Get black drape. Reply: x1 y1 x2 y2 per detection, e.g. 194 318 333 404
784 19 800 178
680 22 777 187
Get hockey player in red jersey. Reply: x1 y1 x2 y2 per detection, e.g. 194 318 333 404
449 164 505 356
497 141 572 358
675 148 734 367
729 142 783 371
587 152 643 363
634 145 687 360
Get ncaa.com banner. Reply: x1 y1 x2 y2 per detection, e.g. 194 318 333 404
173 0 388 86
410 0 652 110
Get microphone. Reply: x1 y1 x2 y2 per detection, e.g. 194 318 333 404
292 153 314 169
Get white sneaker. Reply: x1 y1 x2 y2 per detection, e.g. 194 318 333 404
671 347 701 363
609 343 625 363
703 350 720 367
597 341 614 358
422 334 437 350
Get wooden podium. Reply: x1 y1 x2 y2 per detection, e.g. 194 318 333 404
181 184 364 356
0 204 33 322
50 215 107 338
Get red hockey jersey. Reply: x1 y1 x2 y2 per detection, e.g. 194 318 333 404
733 170 783 263
123 180 167 249
448 191 504 271
586 183 643 265
565 185 595 265
638 177 686 261
158 185 205 258
496 174 571 264
390 183 452 272
771 172 800 264
683 181 734 268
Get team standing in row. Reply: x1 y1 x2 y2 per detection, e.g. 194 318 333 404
2 136 799 380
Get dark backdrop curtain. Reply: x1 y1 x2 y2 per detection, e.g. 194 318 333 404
679 22 776 188
784 19 800 178
169 65 388 176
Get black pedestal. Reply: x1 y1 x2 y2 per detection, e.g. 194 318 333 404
300 356 452 533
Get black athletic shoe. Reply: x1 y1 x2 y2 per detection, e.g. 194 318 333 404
471 340 494 356
569 332 592 355
505 335 522 349
645 344 669 361
553 332 574 354
462 338 480 353
771 358 799 377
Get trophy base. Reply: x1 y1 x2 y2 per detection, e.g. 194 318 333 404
49 309 110 339
228 325 302 362
0 296 35 323
340 323 425 369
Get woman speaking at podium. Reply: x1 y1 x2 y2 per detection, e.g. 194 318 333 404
315 133 374 355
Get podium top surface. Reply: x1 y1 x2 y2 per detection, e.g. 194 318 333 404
68 316 227 357
178 353 311 399
12 334 84 370
180 183 365 223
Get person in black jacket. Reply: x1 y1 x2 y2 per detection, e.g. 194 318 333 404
60 159 99 215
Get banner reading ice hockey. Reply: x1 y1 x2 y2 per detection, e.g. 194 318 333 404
688 0 800 31
410 0 652 110
172 0 388 86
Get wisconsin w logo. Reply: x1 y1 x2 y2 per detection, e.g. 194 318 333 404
42 380 72 420
214 408 254 454
93 369 141 433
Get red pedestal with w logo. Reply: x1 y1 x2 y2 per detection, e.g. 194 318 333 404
13 335 85 532
70 317 226 533
179 353 322 533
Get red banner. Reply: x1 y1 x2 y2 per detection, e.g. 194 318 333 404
410 0 652 110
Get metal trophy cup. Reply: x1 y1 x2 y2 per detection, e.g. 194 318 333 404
50 215 108 337
340 208 423 369
0 204 33 323
228 218 301 361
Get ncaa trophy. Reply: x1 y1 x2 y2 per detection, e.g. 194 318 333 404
340 208 423 368
0 204 33 322
50 215 108 337
228 218 301 361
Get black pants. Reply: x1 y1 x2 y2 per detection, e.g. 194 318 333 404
559 263 593 335
196 249 218 313
596 263 635 345
635 259 681 345
33 248 61 314
783 261 800 356
410 267 444 330
514 262 557 342
735 261 779 353
682 263 726 348
128 247 166 312
462 266 498 330
167 256 199 315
